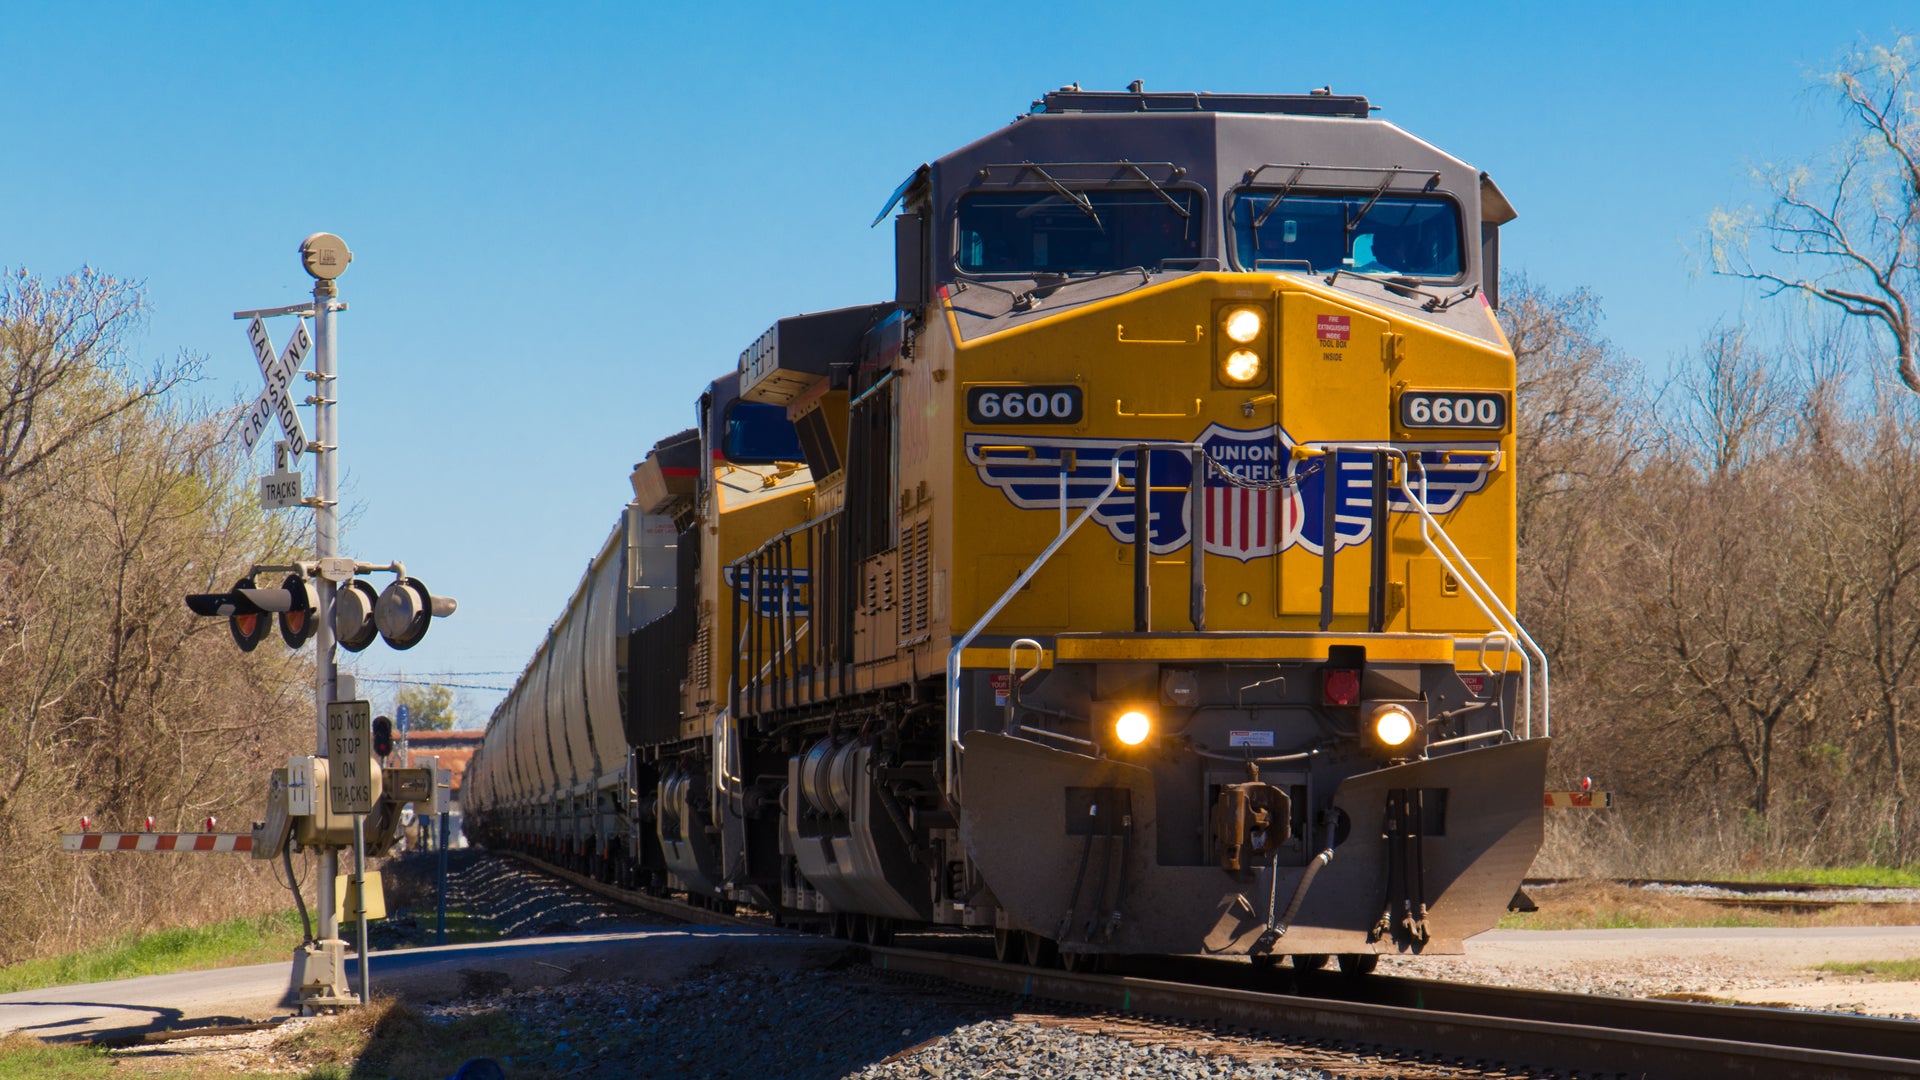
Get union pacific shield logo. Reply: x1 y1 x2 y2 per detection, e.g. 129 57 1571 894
1196 424 1303 561
966 424 1494 561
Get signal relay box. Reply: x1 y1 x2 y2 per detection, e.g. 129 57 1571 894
252 757 433 857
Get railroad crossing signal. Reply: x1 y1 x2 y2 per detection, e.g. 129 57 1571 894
239 317 311 458
373 577 454 650
372 715 394 760
185 568 456 653
185 573 319 653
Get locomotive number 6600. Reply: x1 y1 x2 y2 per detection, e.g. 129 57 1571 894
967 384 1084 425
1398 389 1507 431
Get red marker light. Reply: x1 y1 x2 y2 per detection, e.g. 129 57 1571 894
1581 776 1593 792
205 816 217 832
142 815 155 832
79 816 91 832
1322 668 1360 706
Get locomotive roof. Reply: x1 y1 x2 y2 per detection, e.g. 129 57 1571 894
930 94 1483 227
1033 87 1371 118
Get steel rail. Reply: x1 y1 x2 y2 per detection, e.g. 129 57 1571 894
863 946 1920 1080
498 851 758 929
494 852 1920 1077
1134 951 1920 1058
1346 973 1920 1065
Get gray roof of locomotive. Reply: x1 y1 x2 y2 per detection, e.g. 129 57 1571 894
925 89 1509 342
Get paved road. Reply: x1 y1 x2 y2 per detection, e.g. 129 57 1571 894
0 927 851 1042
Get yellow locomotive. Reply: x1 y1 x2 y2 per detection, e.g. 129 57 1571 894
467 87 1547 970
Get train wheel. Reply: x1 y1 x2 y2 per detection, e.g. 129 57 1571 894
992 928 1018 963
830 913 852 940
1058 949 1099 973
1293 953 1330 971
1022 933 1058 968
1337 953 1378 976
1250 954 1283 973
864 916 895 947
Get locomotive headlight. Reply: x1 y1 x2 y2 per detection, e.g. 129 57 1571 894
1115 709 1153 746
1368 703 1418 748
1221 349 1264 386
1223 307 1263 343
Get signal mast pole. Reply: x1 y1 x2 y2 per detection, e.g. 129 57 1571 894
294 232 358 1006
308 242 344 982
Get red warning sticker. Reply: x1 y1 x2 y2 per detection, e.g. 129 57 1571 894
1316 315 1351 342
989 672 1012 707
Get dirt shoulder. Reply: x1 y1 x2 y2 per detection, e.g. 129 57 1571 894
1384 881 1920 1017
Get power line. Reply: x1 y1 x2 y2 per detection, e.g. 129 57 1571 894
352 676 510 692
352 670 521 677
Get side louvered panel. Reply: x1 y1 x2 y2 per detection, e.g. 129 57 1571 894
899 519 931 644
690 622 711 695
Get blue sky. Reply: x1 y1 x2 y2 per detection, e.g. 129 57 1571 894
2 2 1911 723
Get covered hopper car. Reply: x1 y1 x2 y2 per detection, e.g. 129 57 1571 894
465 86 1549 969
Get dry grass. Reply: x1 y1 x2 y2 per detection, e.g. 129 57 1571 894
1531 803 1920 882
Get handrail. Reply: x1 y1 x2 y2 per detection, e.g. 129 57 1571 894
946 459 1123 804
1296 442 1548 739
1010 638 1045 684
1400 454 1549 739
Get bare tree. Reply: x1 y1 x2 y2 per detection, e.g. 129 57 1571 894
0 268 193 515
1711 35 1920 392
0 268 309 963
1672 324 1791 474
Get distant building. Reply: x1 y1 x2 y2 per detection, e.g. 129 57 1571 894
403 730 482 799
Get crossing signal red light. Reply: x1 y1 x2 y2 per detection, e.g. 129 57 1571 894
186 573 324 651
184 575 273 652
372 715 394 759
276 573 318 649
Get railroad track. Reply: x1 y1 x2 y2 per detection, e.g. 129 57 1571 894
1523 875 1920 913
504 852 1920 1079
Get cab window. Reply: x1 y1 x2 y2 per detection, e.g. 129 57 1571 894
722 401 804 464
958 189 1202 275
1230 192 1462 278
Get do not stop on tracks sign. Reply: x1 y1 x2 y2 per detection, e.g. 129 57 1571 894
327 699 375 814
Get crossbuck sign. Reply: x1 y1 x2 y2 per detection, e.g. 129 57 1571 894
239 317 311 457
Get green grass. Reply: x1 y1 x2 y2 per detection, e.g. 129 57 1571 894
0 911 305 995
1814 957 1920 980
343 907 498 949
0 1036 127 1080
1740 865 1920 888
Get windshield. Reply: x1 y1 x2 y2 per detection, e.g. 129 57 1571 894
1230 192 1462 278
723 401 804 464
957 188 1202 275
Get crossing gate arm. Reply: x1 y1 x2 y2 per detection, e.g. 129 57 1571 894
61 832 256 853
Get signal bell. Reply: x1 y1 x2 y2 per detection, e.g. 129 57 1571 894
374 577 457 651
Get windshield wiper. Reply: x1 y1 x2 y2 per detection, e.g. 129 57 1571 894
1020 162 1103 231
1250 165 1308 231
1343 171 1399 237
1120 161 1190 218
